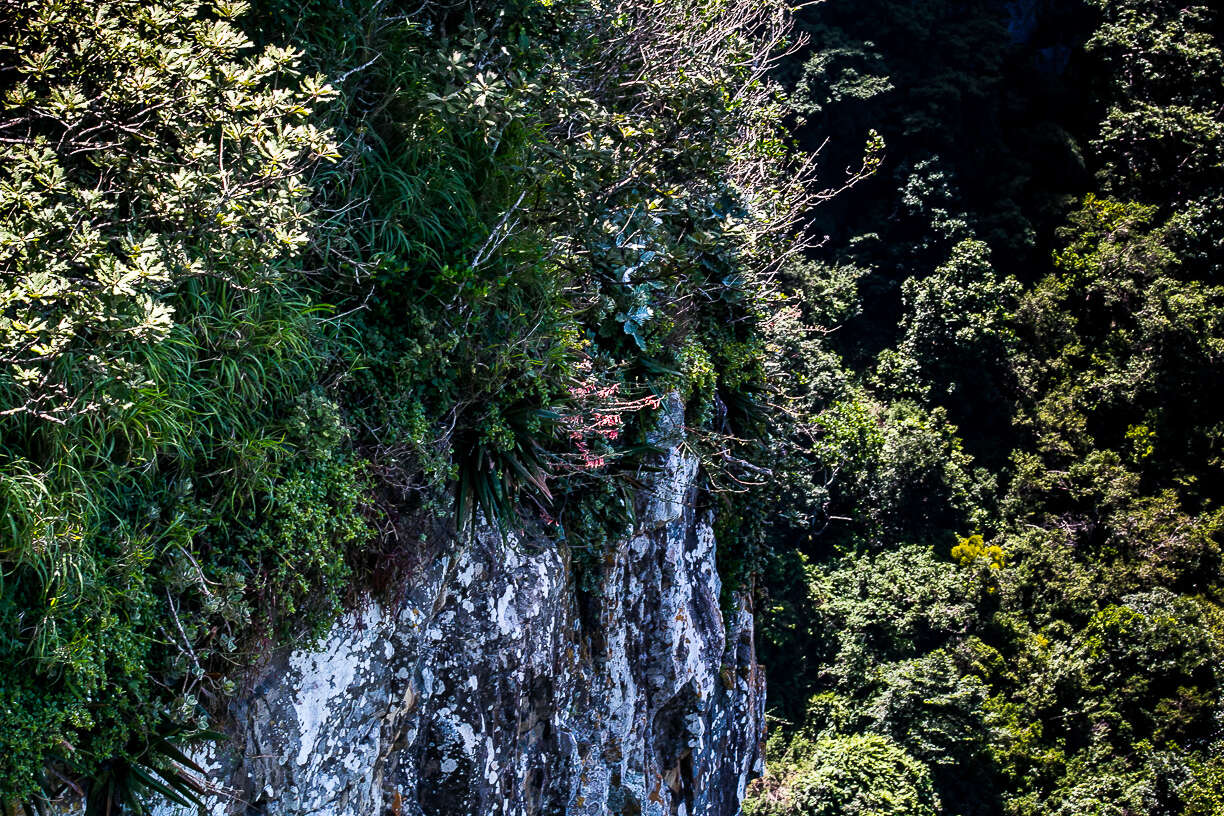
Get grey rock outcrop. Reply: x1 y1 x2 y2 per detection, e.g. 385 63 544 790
165 396 764 816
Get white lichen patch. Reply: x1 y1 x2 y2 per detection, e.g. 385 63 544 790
289 607 382 767
494 584 517 636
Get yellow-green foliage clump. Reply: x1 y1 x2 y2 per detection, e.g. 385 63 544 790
745 731 939 816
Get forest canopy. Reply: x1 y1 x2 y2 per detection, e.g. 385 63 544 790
750 0 1224 814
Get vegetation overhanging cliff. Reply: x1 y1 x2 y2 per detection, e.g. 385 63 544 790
0 0 841 807
5 0 1224 813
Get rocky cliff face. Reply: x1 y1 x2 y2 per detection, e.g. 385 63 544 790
163 397 764 816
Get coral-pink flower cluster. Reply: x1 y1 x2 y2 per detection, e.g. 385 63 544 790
558 357 661 472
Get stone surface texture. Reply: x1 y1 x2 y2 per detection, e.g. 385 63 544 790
160 396 764 816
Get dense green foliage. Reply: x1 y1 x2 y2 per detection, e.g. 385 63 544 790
5 0 1223 811
0 0 811 807
751 0 1224 814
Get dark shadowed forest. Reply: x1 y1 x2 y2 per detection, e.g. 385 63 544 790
751 1 1224 813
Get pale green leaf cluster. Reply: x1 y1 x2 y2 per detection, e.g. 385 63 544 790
0 0 337 423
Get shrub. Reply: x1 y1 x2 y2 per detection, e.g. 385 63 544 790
745 733 940 816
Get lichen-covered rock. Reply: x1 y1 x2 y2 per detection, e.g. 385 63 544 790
160 396 764 816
